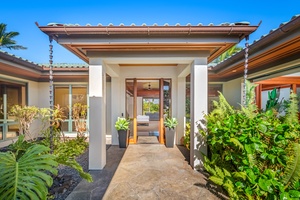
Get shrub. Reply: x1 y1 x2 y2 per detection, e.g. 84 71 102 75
199 81 300 199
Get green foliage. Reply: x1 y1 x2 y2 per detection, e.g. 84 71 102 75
183 122 190 150
284 92 299 125
115 117 130 131
54 136 92 182
202 87 300 199
241 81 258 119
282 143 300 187
213 45 242 63
265 88 280 111
0 140 57 199
9 105 40 139
0 23 27 50
143 99 159 114
164 117 178 130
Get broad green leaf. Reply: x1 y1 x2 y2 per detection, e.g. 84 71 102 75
258 124 267 133
280 192 290 200
0 144 58 200
258 178 273 193
289 190 300 198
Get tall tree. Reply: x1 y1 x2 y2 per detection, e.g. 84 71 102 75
214 45 242 63
0 23 27 50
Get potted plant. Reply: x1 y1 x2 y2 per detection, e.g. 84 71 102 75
115 117 130 148
164 117 178 148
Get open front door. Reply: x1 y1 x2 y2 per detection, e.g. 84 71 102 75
126 78 171 144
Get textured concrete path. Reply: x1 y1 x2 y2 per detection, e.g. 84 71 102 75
103 143 222 200
65 146 126 200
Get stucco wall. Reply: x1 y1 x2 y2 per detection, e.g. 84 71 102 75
223 78 243 108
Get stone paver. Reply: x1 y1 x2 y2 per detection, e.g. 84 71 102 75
103 143 223 200
65 146 126 200
66 140 226 200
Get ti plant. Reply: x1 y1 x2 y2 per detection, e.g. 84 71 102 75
200 80 300 199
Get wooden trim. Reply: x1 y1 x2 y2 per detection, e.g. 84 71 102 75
133 78 137 144
292 83 297 94
255 84 262 109
159 78 165 144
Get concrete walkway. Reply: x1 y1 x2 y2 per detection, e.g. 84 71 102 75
103 141 222 199
66 138 225 199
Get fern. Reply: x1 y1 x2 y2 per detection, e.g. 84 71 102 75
241 80 258 119
0 144 58 199
282 143 300 188
230 138 244 150
208 92 234 123
284 92 299 125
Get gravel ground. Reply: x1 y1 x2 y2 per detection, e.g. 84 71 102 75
49 149 89 200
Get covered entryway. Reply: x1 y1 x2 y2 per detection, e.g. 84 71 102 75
38 23 258 170
125 78 171 144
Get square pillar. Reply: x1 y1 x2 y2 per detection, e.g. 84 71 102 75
177 77 186 144
88 60 106 170
111 77 121 145
190 58 208 170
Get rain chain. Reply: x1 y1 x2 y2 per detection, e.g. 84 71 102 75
49 36 54 152
243 35 249 106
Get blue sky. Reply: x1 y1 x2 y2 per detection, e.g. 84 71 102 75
1 0 299 64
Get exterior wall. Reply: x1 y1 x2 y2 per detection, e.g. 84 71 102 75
223 78 243 108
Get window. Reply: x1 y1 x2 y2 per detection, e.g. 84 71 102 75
0 80 27 141
54 85 87 132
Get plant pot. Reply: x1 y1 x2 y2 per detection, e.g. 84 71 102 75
165 129 175 148
118 130 129 148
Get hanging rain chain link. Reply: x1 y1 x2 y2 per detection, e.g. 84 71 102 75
243 35 249 106
49 36 54 153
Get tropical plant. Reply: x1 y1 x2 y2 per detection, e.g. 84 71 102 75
0 23 27 50
213 45 242 63
199 81 300 199
265 88 280 111
115 117 130 131
72 103 88 136
9 105 40 140
164 117 178 130
54 136 92 182
0 136 58 199
183 122 190 149
9 104 92 183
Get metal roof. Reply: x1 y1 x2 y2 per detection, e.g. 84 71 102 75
209 14 300 81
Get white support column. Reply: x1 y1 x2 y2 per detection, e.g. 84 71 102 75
190 58 208 170
111 77 121 145
88 59 106 170
177 77 186 144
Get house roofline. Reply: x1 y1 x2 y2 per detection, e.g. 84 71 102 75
212 14 300 75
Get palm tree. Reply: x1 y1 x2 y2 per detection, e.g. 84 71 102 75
0 23 27 50
213 45 242 63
